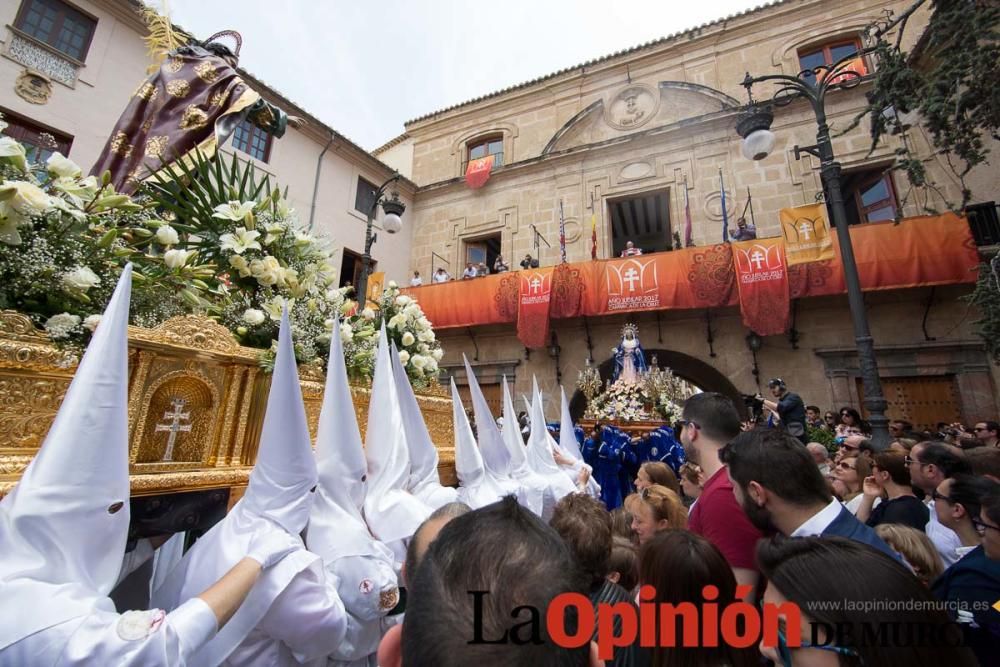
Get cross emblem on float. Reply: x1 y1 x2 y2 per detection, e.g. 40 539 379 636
750 250 766 270
155 398 192 462
799 221 813 240
623 267 640 291
529 277 542 294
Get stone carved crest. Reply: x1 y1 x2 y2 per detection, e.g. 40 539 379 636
14 69 52 105
605 84 659 131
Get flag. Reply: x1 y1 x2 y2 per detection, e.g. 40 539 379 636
590 210 598 259
465 154 494 189
779 203 835 266
720 170 729 243
558 200 567 263
683 182 693 247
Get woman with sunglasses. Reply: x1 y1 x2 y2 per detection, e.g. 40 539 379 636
625 484 686 544
832 456 874 516
932 474 999 562
855 451 927 530
757 535 976 667
931 485 1000 666
834 408 865 439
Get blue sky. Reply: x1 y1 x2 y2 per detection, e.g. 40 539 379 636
166 0 758 149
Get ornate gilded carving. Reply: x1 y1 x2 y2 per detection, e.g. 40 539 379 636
14 69 52 105
130 316 256 360
0 376 71 450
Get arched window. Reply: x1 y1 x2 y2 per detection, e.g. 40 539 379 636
797 36 867 86
463 134 503 173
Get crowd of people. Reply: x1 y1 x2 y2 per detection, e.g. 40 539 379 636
3 267 999 665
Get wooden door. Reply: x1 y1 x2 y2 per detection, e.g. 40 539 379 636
856 376 960 431
455 383 504 421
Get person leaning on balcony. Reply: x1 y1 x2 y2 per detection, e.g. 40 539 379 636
432 268 450 283
620 241 643 257
493 255 509 273
520 253 538 269
461 263 477 279
409 271 423 287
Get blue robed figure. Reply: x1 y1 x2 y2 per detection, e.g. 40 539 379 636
638 426 686 474
613 324 647 383
583 425 630 510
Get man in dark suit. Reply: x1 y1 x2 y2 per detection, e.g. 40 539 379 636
721 428 898 560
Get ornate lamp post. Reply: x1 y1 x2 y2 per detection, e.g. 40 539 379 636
356 173 405 306
736 51 890 449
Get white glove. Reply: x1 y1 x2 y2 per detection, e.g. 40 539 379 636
247 527 302 569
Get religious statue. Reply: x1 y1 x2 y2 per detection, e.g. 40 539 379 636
612 323 647 384
90 26 298 193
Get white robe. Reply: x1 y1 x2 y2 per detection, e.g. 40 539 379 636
326 554 398 666
0 596 216 667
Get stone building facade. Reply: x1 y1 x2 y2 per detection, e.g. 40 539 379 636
0 0 415 287
378 0 999 425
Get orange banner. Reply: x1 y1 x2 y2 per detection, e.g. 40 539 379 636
733 238 791 336
465 154 494 189
518 268 555 348
402 214 978 333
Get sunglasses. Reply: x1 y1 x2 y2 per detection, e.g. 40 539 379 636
971 517 1000 536
836 461 856 471
931 489 953 504
974 427 990 433
774 621 863 666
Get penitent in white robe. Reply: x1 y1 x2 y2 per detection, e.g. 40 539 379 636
0 596 217 667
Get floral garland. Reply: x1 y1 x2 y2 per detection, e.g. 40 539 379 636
583 380 682 423
0 125 444 385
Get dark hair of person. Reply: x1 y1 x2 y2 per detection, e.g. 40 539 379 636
720 429 831 506
681 392 741 443
964 446 1000 479
917 442 972 477
839 407 863 425
641 462 681 496
756 536 977 666
806 405 821 413
403 502 471 588
608 536 639 594
873 450 911 486
982 420 999 434
402 496 590 666
949 474 1000 525
550 494 613 590
609 507 635 542
983 487 1000 526
639 530 759 667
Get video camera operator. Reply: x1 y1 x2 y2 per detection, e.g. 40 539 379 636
757 378 807 444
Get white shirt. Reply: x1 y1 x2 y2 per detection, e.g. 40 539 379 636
925 499 964 567
462 267 477 279
790 499 843 537
432 272 449 283
326 554 398 664
1 597 217 667
844 494 881 516
409 277 422 286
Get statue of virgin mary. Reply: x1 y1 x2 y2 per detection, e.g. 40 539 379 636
612 323 647 384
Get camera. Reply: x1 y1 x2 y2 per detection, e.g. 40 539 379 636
743 394 764 411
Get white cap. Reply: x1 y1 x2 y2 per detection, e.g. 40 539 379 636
0 265 133 650
362 326 431 543
527 377 577 498
462 356 519 499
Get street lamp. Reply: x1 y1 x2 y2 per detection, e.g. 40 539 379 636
736 51 891 449
356 173 405 306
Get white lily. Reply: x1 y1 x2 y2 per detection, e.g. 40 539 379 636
212 201 256 226
219 226 261 254
46 152 82 179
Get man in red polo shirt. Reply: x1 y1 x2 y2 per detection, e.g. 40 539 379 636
679 393 763 598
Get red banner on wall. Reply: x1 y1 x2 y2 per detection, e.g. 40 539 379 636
465 154 494 189
518 268 554 348
732 238 791 336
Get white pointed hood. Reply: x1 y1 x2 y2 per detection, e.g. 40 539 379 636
308 318 389 563
558 385 601 499
392 344 457 510
462 356 520 494
559 386 584 461
500 377 547 516
0 266 132 650
151 309 323 666
527 378 577 500
362 326 431 544
242 307 318 533
452 379 507 509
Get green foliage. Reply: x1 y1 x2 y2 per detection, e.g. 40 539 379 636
965 255 1000 365
808 426 837 453
860 0 1000 210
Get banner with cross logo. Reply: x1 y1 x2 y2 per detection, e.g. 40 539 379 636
733 238 791 336
779 203 835 266
517 268 555 348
